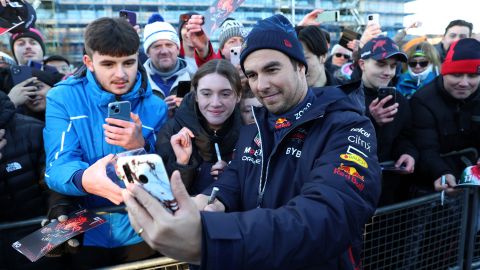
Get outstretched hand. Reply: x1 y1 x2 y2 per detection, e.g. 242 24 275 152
123 171 202 264
82 154 124 205
171 127 195 165
298 9 324 26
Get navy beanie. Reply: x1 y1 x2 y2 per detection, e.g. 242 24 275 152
441 38 480 75
240 14 307 73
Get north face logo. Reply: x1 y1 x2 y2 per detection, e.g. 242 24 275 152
6 162 22 172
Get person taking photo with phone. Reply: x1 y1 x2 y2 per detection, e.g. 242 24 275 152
122 14 381 270
357 36 418 206
156 59 242 195
43 17 168 269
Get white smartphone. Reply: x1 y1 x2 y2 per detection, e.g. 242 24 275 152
230 46 241 66
116 154 178 213
367 13 380 25
316 10 340 22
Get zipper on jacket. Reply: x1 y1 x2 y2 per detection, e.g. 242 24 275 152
253 108 324 208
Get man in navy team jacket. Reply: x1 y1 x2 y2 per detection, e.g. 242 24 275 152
123 14 381 270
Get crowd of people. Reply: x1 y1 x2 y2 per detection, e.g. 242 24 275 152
1 0 480 269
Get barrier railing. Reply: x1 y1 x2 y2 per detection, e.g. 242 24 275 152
3 192 480 269
363 192 468 270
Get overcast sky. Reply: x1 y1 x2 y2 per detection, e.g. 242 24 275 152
404 0 479 35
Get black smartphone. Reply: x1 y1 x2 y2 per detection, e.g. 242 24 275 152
119 10 137 26
10 65 33 85
338 29 361 52
377 87 397 107
176 81 191 98
108 101 131 122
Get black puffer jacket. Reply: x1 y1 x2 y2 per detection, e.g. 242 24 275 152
411 76 480 183
156 92 242 195
0 91 46 221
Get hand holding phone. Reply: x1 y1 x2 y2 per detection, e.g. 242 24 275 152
367 13 380 26
377 87 396 108
116 154 178 213
108 101 131 123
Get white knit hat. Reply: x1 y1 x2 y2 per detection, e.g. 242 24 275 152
143 21 180 53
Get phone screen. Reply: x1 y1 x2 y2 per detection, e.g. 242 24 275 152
176 81 191 98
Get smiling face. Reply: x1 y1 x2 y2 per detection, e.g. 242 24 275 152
359 57 397 89
13 37 44 65
83 52 138 95
443 73 480 100
243 49 307 115
195 73 240 130
147 39 179 72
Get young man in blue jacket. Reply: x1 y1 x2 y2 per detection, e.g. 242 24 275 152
123 14 381 270
43 17 168 268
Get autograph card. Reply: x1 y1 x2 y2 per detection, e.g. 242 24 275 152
12 209 106 262
202 0 245 36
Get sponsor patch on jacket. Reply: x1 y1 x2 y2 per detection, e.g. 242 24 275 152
275 117 291 130
254 133 261 147
340 153 368 168
333 163 365 191
289 128 307 143
6 162 22 173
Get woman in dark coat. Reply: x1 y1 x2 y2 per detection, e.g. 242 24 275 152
156 59 242 195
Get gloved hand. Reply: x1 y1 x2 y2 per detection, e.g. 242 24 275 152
41 190 83 257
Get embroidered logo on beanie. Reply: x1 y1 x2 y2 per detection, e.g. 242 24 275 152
441 38 480 76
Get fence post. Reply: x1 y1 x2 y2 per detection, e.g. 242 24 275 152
464 189 479 270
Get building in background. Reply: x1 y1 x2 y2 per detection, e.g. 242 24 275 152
9 0 412 67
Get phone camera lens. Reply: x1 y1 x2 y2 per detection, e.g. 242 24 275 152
112 105 120 113
138 175 148 184
368 15 373 20
12 67 20 74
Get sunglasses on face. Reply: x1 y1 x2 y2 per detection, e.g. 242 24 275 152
408 60 429 68
334 53 351 60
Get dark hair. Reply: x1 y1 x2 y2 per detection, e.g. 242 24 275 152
321 28 331 44
241 84 255 99
295 25 328 57
84 17 139 57
445 19 473 36
192 59 242 97
44 55 70 66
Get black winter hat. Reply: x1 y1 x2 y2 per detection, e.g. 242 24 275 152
240 14 307 73
441 38 480 75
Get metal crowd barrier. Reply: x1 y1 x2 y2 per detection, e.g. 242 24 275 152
3 192 480 269
362 192 469 270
